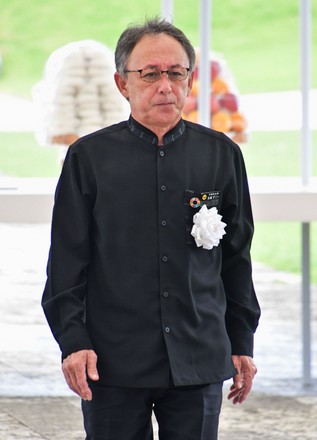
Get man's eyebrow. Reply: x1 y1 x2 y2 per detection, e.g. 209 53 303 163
142 63 183 69
143 64 159 69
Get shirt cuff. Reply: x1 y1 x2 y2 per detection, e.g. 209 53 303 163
229 328 254 357
59 326 94 360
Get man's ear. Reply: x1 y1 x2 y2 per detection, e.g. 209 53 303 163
187 71 194 97
114 72 129 100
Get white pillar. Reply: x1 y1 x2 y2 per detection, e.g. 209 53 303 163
161 0 173 21
198 0 211 127
300 0 312 386
300 0 312 185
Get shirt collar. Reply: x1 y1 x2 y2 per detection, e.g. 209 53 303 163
128 115 185 146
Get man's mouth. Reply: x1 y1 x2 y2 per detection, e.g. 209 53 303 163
156 102 174 106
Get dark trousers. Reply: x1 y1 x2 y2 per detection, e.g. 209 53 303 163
82 382 223 440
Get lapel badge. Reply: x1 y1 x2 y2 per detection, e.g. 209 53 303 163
190 197 201 208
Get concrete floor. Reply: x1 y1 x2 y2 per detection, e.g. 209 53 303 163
0 223 316 439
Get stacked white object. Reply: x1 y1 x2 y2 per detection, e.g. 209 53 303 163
33 40 129 146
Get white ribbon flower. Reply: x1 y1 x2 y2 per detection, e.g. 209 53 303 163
191 205 227 250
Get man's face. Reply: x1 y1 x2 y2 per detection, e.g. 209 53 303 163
115 34 193 133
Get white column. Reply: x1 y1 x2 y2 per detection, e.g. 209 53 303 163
300 0 312 185
198 0 211 127
300 0 312 386
161 0 173 21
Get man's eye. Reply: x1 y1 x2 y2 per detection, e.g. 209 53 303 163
169 71 182 78
143 71 160 79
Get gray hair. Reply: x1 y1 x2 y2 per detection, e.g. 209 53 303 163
115 17 196 75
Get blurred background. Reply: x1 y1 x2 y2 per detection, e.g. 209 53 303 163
0 2 316 437
0 0 316 281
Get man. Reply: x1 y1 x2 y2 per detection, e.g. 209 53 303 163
42 18 260 440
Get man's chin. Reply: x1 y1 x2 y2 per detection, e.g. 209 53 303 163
151 108 181 124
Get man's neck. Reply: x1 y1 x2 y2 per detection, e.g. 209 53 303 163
131 115 181 146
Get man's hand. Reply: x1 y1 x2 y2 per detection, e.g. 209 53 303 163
228 355 257 404
62 349 99 401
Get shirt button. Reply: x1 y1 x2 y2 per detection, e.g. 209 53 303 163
165 327 171 333
161 220 167 227
163 291 169 298
160 185 166 191
159 150 165 157
162 255 168 262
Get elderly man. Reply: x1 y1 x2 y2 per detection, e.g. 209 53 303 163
42 17 260 440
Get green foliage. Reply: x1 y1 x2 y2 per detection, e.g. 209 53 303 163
251 222 317 284
242 131 317 176
0 132 60 177
0 0 316 95
0 0 316 280
0 0 159 95
242 130 317 282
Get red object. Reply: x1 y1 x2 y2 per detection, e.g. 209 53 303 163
210 95 220 114
193 60 221 82
219 93 238 113
211 60 221 80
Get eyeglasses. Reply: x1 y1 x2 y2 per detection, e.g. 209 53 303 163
123 66 190 83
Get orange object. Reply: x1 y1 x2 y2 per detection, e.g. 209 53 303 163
184 110 198 123
231 112 247 133
190 80 199 97
232 132 248 144
51 134 79 145
211 111 231 132
212 78 229 95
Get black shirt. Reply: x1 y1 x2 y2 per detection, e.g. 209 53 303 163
42 116 260 387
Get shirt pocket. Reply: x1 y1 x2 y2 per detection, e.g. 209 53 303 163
184 189 221 245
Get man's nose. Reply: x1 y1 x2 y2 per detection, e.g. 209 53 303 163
157 73 172 92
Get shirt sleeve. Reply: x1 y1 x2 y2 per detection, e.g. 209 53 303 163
42 145 95 359
221 143 261 357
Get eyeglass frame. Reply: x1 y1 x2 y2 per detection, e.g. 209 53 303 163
123 66 191 83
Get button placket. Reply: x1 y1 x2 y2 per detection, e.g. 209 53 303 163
157 147 172 339
157 148 168 266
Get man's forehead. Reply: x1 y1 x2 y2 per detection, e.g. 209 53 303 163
128 35 189 66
